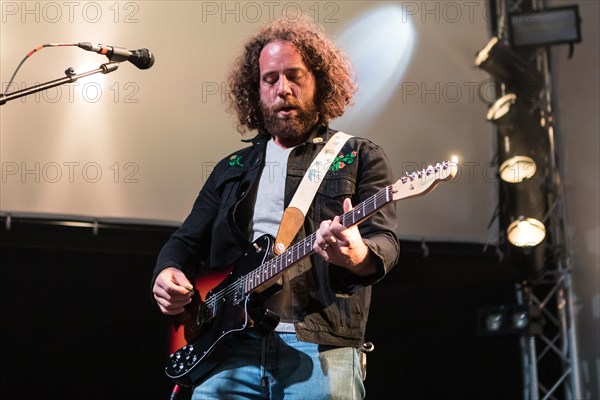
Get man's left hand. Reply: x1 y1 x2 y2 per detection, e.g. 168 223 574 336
313 198 376 276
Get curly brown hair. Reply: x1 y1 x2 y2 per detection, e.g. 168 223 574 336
227 16 357 133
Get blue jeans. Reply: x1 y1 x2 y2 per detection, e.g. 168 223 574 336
191 332 365 400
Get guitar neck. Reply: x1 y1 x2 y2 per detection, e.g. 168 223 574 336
243 185 394 293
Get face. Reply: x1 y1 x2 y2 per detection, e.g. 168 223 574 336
259 41 318 147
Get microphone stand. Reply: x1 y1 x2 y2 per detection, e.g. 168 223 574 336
0 61 120 106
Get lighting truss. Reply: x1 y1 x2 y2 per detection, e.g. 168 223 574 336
482 1 582 399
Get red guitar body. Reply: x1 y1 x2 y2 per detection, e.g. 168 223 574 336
167 265 233 355
165 235 280 387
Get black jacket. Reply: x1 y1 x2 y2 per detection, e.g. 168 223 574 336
153 124 400 347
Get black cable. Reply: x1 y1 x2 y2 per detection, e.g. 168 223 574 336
2 43 77 96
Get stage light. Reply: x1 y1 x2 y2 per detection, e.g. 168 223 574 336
485 312 504 332
477 304 541 337
507 217 546 248
500 178 548 277
501 177 549 247
475 36 544 95
487 93 548 183
499 156 536 184
509 5 582 48
510 309 529 330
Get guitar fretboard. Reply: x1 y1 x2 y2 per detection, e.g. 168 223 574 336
244 184 394 293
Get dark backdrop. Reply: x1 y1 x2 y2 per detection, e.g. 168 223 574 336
0 216 522 399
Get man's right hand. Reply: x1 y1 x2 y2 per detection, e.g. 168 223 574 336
152 267 194 315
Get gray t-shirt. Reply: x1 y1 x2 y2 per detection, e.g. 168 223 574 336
250 138 297 329
250 138 294 241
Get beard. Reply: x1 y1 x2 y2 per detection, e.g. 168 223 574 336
261 96 319 147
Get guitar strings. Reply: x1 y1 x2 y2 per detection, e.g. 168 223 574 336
241 185 391 290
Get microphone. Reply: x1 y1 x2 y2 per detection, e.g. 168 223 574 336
77 42 155 70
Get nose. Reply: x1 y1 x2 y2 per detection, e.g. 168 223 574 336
276 75 292 98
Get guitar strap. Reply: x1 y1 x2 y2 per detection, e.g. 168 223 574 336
273 131 353 255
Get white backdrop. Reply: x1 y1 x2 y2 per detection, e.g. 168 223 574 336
1 1 497 242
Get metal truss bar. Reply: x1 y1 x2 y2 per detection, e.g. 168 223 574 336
541 369 572 400
539 383 560 400
538 334 571 364
523 335 541 400
532 294 561 327
538 275 566 310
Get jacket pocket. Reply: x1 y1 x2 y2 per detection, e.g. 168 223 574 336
318 175 356 197
315 175 356 220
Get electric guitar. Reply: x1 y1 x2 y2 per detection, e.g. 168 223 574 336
165 160 458 386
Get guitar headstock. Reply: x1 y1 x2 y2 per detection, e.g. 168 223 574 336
392 160 458 201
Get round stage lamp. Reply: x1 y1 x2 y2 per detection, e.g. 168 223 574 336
486 92 517 121
499 155 537 183
507 217 546 247
511 309 530 330
485 312 504 332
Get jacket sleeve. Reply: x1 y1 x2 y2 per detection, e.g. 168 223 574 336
331 140 400 294
151 167 222 286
